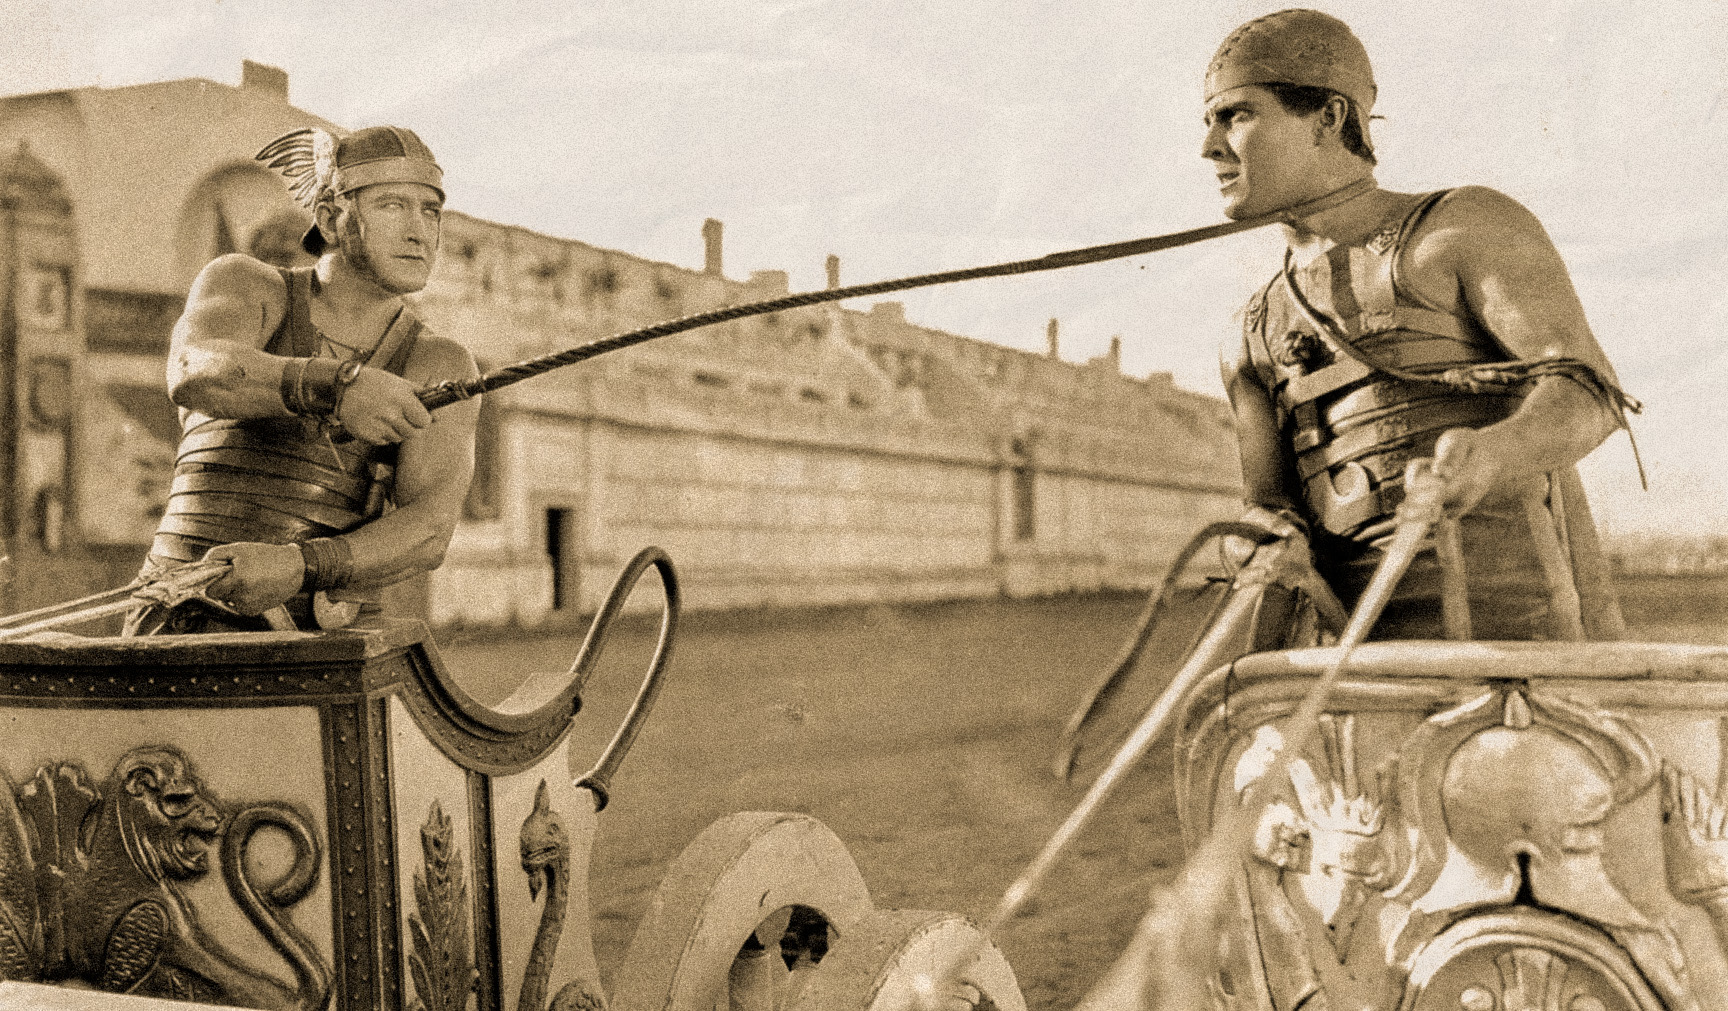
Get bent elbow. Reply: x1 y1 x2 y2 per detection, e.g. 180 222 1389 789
417 525 458 572
165 353 197 408
166 352 237 412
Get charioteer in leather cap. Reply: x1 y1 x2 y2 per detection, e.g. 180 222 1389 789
1205 8 1378 155
1202 9 1638 643
124 124 482 635
295 126 445 255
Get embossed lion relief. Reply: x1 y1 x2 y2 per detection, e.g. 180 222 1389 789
0 746 330 1009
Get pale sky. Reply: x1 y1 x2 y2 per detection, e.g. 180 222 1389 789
2 0 1723 536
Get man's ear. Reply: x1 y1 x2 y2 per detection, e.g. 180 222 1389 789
1314 95 1349 145
314 198 341 249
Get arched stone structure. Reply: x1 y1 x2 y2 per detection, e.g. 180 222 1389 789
0 144 88 612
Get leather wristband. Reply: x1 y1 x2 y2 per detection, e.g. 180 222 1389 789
280 357 344 416
298 536 355 593
329 359 366 425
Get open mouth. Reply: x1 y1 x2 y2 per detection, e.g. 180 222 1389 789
1217 171 1241 188
172 823 220 875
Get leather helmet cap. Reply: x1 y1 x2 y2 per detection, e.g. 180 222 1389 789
1205 9 1376 153
303 126 445 255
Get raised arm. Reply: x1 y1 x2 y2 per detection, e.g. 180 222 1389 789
1401 187 1625 508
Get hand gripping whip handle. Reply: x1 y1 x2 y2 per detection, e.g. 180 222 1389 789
0 561 297 641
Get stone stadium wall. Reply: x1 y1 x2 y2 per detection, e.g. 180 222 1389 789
414 212 1243 626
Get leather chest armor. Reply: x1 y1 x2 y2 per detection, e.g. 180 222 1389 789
150 268 420 564
1245 190 1522 538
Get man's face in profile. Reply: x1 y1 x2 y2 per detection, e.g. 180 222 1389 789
1202 85 1326 220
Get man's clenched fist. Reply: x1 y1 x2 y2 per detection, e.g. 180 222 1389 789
202 541 304 614
337 366 432 445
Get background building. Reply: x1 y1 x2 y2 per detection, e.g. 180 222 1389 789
0 62 1241 626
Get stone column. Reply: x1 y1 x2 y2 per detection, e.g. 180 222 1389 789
702 218 723 277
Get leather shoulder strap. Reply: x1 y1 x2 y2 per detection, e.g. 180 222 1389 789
367 310 424 378
263 267 320 358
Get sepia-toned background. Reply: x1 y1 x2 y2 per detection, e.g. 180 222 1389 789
2 0 1721 546
0 2 1723 1007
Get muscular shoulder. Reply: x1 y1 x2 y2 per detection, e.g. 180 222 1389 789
188 254 287 310
1401 186 1609 366
179 254 289 348
1405 187 1554 270
1399 187 1560 311
402 328 480 387
1422 186 1549 240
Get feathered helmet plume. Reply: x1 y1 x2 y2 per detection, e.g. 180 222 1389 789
254 125 444 255
254 126 339 211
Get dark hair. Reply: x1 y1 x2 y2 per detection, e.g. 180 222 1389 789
1265 83 1376 165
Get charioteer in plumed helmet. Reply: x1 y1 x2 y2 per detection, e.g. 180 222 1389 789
123 124 482 635
1207 8 1637 641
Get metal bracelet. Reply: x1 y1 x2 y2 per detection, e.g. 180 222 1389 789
280 357 310 414
281 358 343 417
296 358 312 413
297 539 320 592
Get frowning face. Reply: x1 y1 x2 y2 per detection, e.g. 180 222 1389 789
1201 85 1328 220
335 181 444 294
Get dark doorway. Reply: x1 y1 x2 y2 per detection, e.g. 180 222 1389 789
1012 467 1036 541
545 507 573 611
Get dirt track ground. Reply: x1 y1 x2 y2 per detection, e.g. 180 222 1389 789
438 575 1727 1009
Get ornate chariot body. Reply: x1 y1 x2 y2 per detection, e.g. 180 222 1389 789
0 554 1026 1011
1176 639 1728 1011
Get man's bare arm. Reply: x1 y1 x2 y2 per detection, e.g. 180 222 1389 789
167 254 294 418
169 254 432 444
340 337 481 588
203 335 476 614
1402 187 1624 506
1221 340 1302 517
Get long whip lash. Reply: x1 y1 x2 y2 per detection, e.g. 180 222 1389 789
0 183 1372 634
420 221 1258 408
417 179 1377 409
